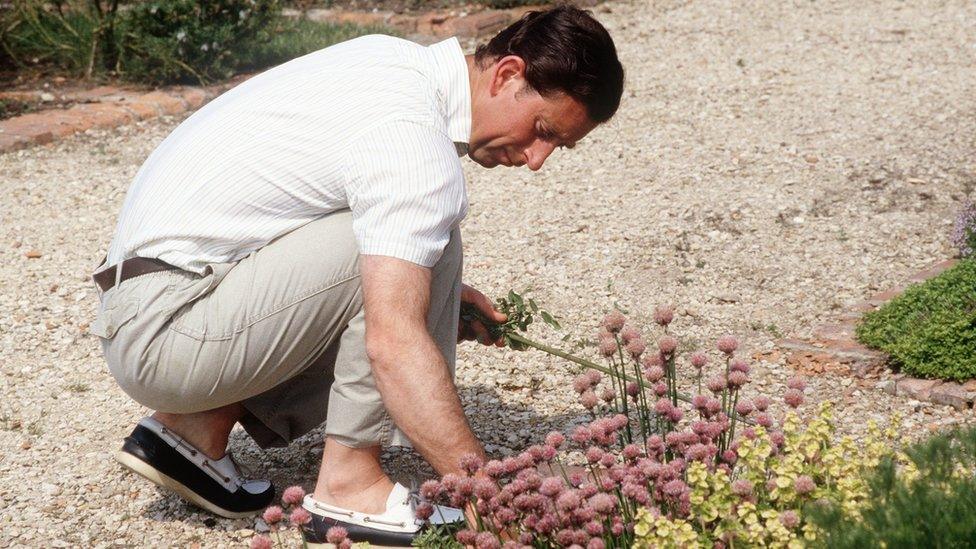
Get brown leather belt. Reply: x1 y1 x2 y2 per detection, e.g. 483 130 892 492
93 257 177 292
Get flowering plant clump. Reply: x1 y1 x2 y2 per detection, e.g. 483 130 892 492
252 485 356 549
951 200 976 258
435 300 906 548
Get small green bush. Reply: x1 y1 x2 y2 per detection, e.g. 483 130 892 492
239 17 391 73
806 426 976 548
857 259 976 381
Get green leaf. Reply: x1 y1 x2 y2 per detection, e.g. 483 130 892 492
528 298 539 313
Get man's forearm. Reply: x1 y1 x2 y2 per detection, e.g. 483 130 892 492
369 328 484 474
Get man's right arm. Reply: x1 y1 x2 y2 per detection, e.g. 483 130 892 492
359 254 485 474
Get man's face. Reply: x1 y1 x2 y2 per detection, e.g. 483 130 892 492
468 58 598 171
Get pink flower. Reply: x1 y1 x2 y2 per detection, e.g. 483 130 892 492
707 375 727 394
602 311 626 333
625 337 646 358
795 475 816 495
456 529 477 545
690 351 708 369
644 365 665 382
653 381 668 396
667 407 684 423
658 335 678 355
414 501 434 521
780 510 800 529
326 526 349 544
654 398 673 415
599 453 616 468
727 371 749 388
620 326 641 344
459 453 484 475
545 432 566 448
588 538 606 549
622 444 642 461
786 376 807 391
586 446 605 464
599 387 615 403
586 370 602 386
289 507 311 526
262 505 283 525
751 395 769 411
541 445 557 461
663 479 688 498
722 449 738 464
653 305 675 327
556 490 582 511
482 460 505 478
732 479 753 497
474 477 499 500
598 338 618 357
475 532 500 549
572 425 593 444
573 374 593 394
770 430 785 448
250 535 273 549
692 395 709 410
755 413 773 428
729 358 750 374
784 388 804 408
716 335 738 355
734 400 754 416
587 492 617 514
539 476 564 497
580 390 599 410
584 520 604 536
641 353 663 368
281 485 305 506
625 381 640 398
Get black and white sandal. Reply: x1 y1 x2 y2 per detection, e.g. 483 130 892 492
115 417 274 518
301 482 464 547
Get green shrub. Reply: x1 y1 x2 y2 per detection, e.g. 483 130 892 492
0 1 114 77
806 426 976 548
238 17 392 73
856 259 976 381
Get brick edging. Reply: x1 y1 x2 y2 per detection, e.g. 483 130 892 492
776 259 976 410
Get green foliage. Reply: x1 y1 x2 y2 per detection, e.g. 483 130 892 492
239 17 391 73
460 289 563 351
0 1 114 77
856 260 976 381
806 426 976 548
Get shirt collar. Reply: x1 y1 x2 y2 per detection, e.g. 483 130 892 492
427 37 472 151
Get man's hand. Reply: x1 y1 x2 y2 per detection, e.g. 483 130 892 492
458 283 507 347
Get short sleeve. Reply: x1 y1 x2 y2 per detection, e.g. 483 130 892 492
343 119 468 267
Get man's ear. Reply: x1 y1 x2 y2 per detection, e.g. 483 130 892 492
489 55 527 97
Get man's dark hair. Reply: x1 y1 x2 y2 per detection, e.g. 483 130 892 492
475 5 624 124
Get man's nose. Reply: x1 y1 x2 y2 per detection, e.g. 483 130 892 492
524 141 557 171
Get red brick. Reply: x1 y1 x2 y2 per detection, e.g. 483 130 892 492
0 132 32 153
137 91 187 115
449 11 512 38
963 380 976 392
929 383 975 410
867 287 905 305
909 259 958 282
120 101 160 120
897 378 940 400
64 103 135 129
812 321 857 342
68 85 127 102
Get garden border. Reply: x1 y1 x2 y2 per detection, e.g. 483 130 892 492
775 258 976 410
0 1 598 155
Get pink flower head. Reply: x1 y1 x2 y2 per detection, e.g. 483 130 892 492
587 492 617 514
585 370 602 386
482 460 505 478
692 395 709 411
780 510 800 529
419 479 442 499
625 381 640 398
654 398 673 415
289 506 311 526
741 427 757 440
250 535 273 549
262 505 283 525
602 311 626 333
598 338 618 357
457 476 476 497
620 326 641 344
584 520 604 536
588 538 606 549
281 485 306 507
653 305 675 327
412 501 434 521
722 449 738 464
717 335 739 355
585 446 605 464
542 445 557 461
572 425 593 444
441 472 460 491
580 390 599 410
684 443 712 462
540 476 565 497
667 406 684 423
646 435 665 456
456 529 478 546
706 397 722 416
459 453 484 475
729 359 750 374
663 479 688 498
690 351 708 369
611 518 624 536
625 337 646 358
734 400 754 416
600 387 615 404
727 370 749 388
784 388 804 409
653 381 668 396
753 395 771 411
755 412 773 428
707 375 727 394
556 490 582 512
769 430 786 449
622 444 642 461
641 353 663 369
794 475 816 495
658 335 679 355
787 376 807 391
573 374 593 394
545 431 566 448
475 531 501 549
599 453 616 468
326 526 349 545
643 365 665 382
732 479 753 497
474 477 499 500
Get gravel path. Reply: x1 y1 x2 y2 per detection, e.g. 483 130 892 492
2 0 975 546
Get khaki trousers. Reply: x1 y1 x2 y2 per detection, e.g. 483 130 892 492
92 209 463 449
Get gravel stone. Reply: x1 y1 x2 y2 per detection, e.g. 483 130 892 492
2 0 975 545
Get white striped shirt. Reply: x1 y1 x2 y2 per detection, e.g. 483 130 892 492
104 35 472 274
